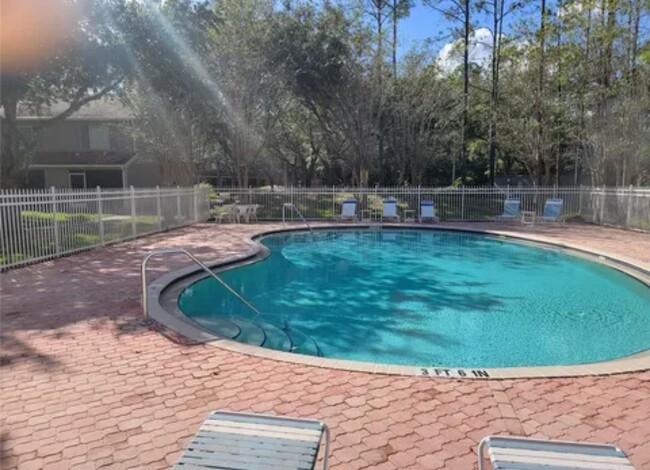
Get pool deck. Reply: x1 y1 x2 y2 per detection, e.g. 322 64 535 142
1 222 649 469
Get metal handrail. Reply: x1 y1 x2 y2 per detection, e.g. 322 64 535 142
282 203 313 233
141 248 261 321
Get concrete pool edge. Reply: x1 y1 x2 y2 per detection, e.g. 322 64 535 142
148 223 650 380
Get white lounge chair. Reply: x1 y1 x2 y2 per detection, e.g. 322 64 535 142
175 410 330 469
419 201 438 223
478 435 634 470
539 198 564 223
339 199 357 222
496 198 521 221
381 198 400 222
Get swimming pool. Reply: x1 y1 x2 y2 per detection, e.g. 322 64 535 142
177 229 650 368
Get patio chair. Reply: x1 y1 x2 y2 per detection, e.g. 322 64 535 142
539 198 564 223
496 198 521 221
478 435 634 470
381 198 400 222
243 205 259 223
174 410 330 470
419 201 438 223
339 199 357 222
214 206 237 224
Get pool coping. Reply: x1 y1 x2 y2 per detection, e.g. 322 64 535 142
147 223 650 380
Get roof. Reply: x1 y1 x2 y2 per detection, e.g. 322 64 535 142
31 150 135 167
15 98 134 121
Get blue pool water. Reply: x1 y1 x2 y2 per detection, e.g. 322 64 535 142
178 229 650 368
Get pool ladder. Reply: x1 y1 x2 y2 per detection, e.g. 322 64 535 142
282 203 313 234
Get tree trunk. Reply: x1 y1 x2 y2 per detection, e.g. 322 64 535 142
535 0 547 187
392 0 398 78
0 94 22 188
461 0 470 184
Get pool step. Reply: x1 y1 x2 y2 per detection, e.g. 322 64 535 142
195 315 320 357
229 319 266 346
194 317 241 339
285 329 322 357
257 321 293 352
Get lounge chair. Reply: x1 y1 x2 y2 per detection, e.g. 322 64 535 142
419 201 438 223
496 198 521 221
478 435 634 470
539 198 564 223
174 410 330 469
381 198 400 222
339 199 357 222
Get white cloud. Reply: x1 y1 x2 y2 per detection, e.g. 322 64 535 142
557 2 603 19
437 27 494 75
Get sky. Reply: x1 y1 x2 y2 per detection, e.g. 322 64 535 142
398 0 531 55
398 2 450 55
395 0 536 70
398 2 495 70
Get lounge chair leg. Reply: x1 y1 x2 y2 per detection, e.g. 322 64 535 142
477 437 489 470
322 423 330 470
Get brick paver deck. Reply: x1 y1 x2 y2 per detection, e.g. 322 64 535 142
1 222 649 470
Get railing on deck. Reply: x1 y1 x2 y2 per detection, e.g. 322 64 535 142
212 185 649 230
1 186 210 270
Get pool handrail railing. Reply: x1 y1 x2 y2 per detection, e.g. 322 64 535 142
141 248 261 322
282 203 313 233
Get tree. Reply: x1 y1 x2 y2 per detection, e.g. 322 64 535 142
424 0 474 183
391 52 458 184
390 1 414 78
477 0 521 185
0 0 128 188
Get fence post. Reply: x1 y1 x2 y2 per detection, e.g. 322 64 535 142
417 185 421 217
461 186 465 220
578 184 583 217
193 185 199 222
50 187 61 255
626 185 633 228
599 187 605 223
290 186 294 221
130 186 137 237
156 186 162 230
96 186 105 246
176 185 181 224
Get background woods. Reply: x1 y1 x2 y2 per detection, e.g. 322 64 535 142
1 0 649 189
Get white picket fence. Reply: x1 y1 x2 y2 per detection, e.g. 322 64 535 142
2 185 648 270
212 185 650 230
0 186 210 270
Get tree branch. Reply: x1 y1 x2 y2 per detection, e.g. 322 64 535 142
40 77 125 127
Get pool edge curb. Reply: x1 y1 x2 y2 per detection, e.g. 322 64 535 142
147 223 650 380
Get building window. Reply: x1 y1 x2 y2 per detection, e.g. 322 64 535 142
69 171 86 189
80 125 90 149
89 124 110 149
109 125 119 150
17 126 36 152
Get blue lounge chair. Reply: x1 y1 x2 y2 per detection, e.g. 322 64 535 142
419 201 438 223
539 198 564 223
496 198 521 221
175 411 330 469
478 435 634 470
339 199 357 222
381 198 400 222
